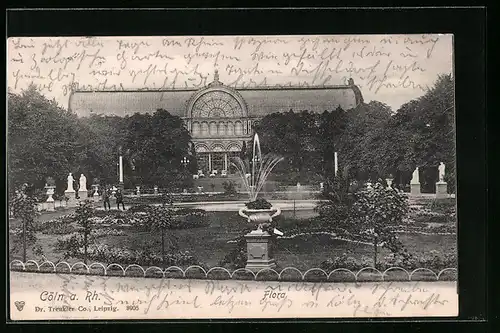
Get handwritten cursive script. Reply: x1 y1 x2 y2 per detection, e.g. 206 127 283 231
7 35 452 111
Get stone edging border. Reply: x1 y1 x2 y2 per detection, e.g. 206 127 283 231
9 260 457 282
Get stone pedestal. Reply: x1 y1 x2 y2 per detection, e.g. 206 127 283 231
78 190 88 201
154 186 158 195
136 186 141 196
410 182 421 195
65 190 78 207
435 181 448 199
245 229 276 272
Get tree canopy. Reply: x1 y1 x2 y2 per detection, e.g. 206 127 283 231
8 74 454 193
8 87 194 195
253 74 454 189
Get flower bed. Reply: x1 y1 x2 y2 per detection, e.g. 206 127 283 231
35 214 78 234
69 241 199 267
123 193 247 205
321 250 457 272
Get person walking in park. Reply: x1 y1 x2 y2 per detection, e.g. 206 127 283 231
116 189 125 210
102 187 111 210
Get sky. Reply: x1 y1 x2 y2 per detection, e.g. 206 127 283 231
7 34 453 112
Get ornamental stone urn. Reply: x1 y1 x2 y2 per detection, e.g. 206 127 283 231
45 185 56 212
238 206 281 272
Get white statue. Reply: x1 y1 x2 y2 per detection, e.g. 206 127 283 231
79 174 87 191
66 173 75 192
438 162 446 182
411 167 420 184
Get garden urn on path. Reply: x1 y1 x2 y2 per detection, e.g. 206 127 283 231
45 177 56 212
239 204 281 272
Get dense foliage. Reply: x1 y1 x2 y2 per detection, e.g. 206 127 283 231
9 185 42 261
255 74 455 190
8 86 194 196
245 198 273 210
74 200 95 263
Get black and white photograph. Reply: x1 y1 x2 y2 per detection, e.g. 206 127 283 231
7 33 459 319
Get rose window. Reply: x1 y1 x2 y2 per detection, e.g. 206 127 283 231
191 91 243 118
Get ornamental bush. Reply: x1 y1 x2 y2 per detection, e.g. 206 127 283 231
222 180 238 196
245 198 272 210
9 186 42 261
350 182 410 266
315 174 353 225
58 237 199 267
320 250 457 272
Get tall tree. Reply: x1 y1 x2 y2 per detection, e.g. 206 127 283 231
122 109 192 190
336 101 393 180
8 86 84 194
359 74 455 190
78 115 127 186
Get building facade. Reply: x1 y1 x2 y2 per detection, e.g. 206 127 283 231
69 71 363 174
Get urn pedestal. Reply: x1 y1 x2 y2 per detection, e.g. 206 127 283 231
245 229 276 272
435 181 448 199
93 185 100 202
45 186 56 212
239 207 281 272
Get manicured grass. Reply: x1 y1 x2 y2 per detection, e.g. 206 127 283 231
9 210 457 271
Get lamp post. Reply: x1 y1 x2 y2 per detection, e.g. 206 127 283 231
118 146 124 191
181 156 190 193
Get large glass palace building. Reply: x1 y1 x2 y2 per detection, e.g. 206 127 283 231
69 71 363 174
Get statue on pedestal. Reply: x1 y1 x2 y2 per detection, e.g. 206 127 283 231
438 162 446 183
411 167 420 184
410 167 421 195
66 173 75 192
79 174 87 191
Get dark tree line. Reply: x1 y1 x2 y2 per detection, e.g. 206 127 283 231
254 74 455 191
8 85 194 197
8 74 454 196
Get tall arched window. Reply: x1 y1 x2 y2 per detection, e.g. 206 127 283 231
192 122 200 137
201 122 209 137
227 122 234 136
209 122 218 136
234 121 243 136
218 122 227 136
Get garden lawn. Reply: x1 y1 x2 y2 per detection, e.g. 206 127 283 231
10 210 456 271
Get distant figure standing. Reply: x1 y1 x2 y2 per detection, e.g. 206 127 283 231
102 187 111 210
115 189 125 210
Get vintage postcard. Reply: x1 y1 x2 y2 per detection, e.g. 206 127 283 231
7 34 457 320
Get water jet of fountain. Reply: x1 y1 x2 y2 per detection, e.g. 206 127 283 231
232 133 284 273
232 133 284 202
